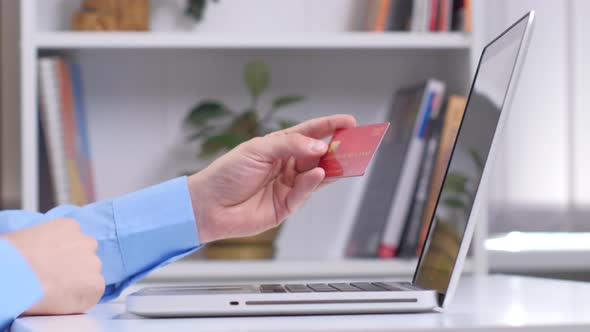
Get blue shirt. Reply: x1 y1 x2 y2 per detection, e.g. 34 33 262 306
0 177 201 330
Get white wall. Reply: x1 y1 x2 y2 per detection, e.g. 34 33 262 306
482 0 589 232
572 0 590 205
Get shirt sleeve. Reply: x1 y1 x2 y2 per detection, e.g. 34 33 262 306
0 240 44 331
0 176 202 314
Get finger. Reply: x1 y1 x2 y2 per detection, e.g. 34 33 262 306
277 114 357 139
246 133 328 165
286 167 325 213
281 156 296 188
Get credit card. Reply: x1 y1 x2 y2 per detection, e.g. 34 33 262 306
319 122 390 178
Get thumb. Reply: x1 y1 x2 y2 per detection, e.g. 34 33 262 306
245 133 328 171
286 167 325 214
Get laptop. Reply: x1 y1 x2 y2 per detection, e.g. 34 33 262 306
127 12 535 317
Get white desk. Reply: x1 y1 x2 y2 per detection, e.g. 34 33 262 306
11 275 590 332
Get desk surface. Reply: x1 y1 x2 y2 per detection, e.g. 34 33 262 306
11 275 590 332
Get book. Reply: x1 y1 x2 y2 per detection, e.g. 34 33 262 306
70 62 96 203
437 0 454 31
451 0 465 31
39 58 71 206
428 0 439 32
417 95 467 256
345 85 426 258
38 57 95 206
411 0 431 32
387 0 414 31
463 0 472 32
374 0 392 32
397 117 442 257
57 59 87 206
378 79 446 258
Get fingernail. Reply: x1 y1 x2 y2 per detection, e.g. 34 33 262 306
310 140 327 153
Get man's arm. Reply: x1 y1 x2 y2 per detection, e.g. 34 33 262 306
0 240 43 331
0 177 201 305
0 114 355 324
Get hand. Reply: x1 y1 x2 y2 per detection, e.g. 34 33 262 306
188 114 357 243
3 218 105 315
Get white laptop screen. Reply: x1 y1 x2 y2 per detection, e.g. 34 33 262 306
414 15 529 294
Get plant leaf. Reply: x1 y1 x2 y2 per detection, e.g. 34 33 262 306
443 198 467 209
186 126 216 142
199 133 246 159
185 101 230 127
277 119 298 130
228 111 259 138
467 147 485 171
271 95 304 110
442 172 469 193
244 61 270 99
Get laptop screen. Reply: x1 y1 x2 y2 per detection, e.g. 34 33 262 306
413 15 530 294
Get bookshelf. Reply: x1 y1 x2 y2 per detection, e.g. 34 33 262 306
19 0 488 279
34 32 472 50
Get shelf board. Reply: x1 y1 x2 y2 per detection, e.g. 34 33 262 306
143 258 474 282
34 32 471 50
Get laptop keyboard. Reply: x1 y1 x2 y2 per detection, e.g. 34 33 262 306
260 282 411 293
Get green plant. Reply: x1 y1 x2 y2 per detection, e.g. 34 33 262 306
184 60 304 159
185 0 218 22
441 147 485 215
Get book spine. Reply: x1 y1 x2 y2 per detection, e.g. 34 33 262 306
463 0 472 32
70 62 96 203
378 79 446 258
38 58 71 205
429 0 439 32
374 0 392 32
417 95 467 256
398 121 440 256
410 0 424 31
57 59 87 206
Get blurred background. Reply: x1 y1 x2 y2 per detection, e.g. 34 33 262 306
1 0 589 290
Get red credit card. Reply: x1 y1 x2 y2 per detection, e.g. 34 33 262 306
319 122 390 178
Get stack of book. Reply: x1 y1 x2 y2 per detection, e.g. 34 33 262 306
38 56 95 209
366 0 471 32
346 79 467 259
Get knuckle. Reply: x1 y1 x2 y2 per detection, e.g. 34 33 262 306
87 236 99 252
62 218 80 230
93 255 103 272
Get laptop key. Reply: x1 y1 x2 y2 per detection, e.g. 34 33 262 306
307 283 338 292
329 283 362 292
260 284 287 293
285 284 312 293
349 282 388 291
372 282 404 291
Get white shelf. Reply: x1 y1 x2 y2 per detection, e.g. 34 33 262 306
486 233 590 272
143 259 474 282
489 250 590 273
33 32 471 50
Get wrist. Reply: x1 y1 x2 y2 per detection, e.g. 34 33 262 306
187 172 214 244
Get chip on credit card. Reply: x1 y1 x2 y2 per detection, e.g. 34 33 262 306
319 122 390 178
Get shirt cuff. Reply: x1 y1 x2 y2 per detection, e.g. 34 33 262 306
111 176 201 281
0 239 43 318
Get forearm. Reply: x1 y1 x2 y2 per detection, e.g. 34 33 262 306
0 177 202 302
0 240 43 331
63 177 202 300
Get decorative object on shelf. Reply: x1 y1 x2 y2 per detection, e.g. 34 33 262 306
184 60 304 260
185 60 304 159
185 0 218 22
72 0 150 31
